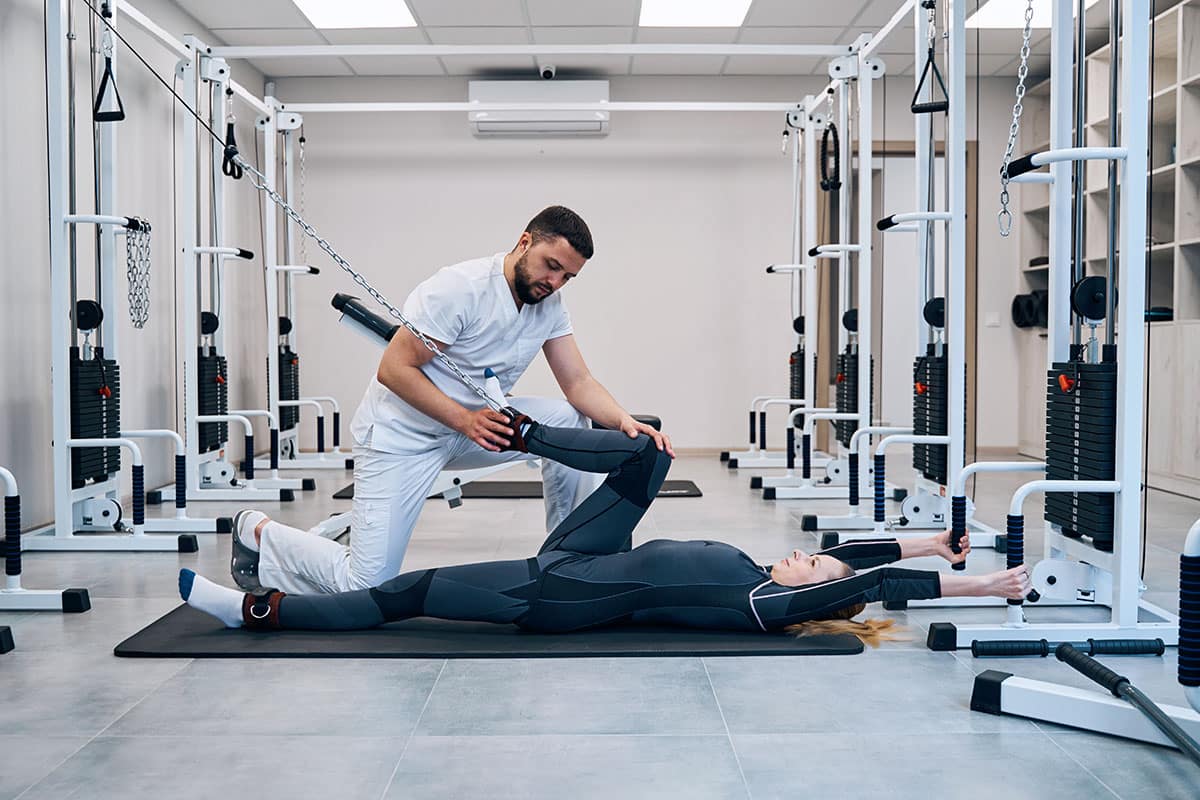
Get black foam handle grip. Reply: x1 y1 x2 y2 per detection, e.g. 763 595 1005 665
243 435 255 480
5 495 20 578
1005 153 1038 178
911 100 950 115
801 433 812 480
808 246 821 258
758 413 767 452
333 293 399 344
873 453 886 524
316 416 326 453
1006 513 1025 606
236 248 255 260
786 427 796 470
876 215 897 231
270 429 280 471
971 639 1050 658
124 217 148 232
175 454 187 509
1056 643 1129 697
332 411 341 448
1088 638 1166 657
848 452 859 507
765 265 776 274
749 411 756 445
307 266 320 275
131 465 145 526
950 495 967 571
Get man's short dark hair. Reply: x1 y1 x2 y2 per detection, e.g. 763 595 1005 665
525 205 594 260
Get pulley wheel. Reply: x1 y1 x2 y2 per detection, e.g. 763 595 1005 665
75 299 104 331
201 311 220 336
923 297 945 329
1071 276 1107 321
842 308 858 333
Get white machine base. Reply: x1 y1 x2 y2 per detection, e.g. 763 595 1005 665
725 451 788 469
20 525 196 552
972 671 1200 748
0 586 90 612
927 601 1180 651
255 452 353 471
764 481 905 502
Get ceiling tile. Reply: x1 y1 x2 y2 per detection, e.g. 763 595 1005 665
722 55 826 76
851 0 915 27
532 27 635 44
408 0 526 27
636 27 740 44
176 0 311 29
341 56 446 76
526 0 639 27
737 26 849 45
249 57 355 78
629 55 728 75
320 28 428 44
744 0 869 27
425 27 531 44
211 28 328 46
440 55 538 76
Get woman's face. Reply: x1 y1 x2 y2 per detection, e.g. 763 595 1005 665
771 549 847 587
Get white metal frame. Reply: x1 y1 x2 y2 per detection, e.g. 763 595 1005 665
0 468 81 611
930 0 1177 649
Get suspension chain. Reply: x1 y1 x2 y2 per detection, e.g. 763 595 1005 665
233 155 505 413
125 218 152 328
998 0 1037 238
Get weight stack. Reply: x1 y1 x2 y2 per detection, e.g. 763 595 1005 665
69 347 121 488
278 345 301 431
912 346 948 485
1043 360 1117 551
834 346 873 449
789 346 805 428
198 347 228 453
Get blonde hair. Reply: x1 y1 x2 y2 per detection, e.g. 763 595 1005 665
783 561 906 647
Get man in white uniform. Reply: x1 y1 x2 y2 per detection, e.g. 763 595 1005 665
237 206 673 594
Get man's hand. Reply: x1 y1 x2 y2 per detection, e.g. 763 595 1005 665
932 529 972 564
618 415 675 458
459 408 515 452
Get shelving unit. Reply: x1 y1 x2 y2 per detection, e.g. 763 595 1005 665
1013 0 1200 498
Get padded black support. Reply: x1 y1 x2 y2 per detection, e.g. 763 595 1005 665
114 605 865 659
969 670 1012 714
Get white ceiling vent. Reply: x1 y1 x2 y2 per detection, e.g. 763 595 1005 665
468 80 610 136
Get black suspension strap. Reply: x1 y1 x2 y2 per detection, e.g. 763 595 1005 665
92 6 125 123
221 88 243 179
820 123 841 192
910 1 949 115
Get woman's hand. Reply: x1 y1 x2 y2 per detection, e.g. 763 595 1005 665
982 565 1032 600
931 529 972 564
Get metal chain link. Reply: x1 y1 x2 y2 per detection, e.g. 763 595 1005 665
125 218 152 328
233 155 505 413
998 0 1037 237
297 130 307 263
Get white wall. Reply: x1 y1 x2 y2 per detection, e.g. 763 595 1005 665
273 73 1016 451
0 0 266 527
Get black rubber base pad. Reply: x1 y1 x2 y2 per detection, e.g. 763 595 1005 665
115 605 864 659
333 480 703 501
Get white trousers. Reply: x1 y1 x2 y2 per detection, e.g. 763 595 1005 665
258 396 601 593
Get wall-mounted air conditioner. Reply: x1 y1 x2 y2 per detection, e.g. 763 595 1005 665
468 80 610 136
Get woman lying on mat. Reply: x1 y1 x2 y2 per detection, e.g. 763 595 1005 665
180 416 1030 644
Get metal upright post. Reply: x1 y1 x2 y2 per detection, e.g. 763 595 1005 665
179 43 203 497
261 98 282 462
856 50 877 455
802 97 818 415
1112 0 1150 628
945 0 967 523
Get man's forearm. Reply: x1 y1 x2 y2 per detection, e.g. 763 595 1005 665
377 364 471 433
563 375 627 429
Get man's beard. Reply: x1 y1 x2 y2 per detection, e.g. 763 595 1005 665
513 253 552 305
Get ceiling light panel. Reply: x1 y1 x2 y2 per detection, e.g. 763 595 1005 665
292 0 417 29
639 0 753 28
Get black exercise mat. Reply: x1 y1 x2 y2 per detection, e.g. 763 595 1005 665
332 479 703 501
115 605 863 659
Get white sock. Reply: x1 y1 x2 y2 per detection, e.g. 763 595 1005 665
179 569 244 628
236 510 268 553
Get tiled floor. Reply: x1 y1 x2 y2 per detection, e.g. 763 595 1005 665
1 451 1197 799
